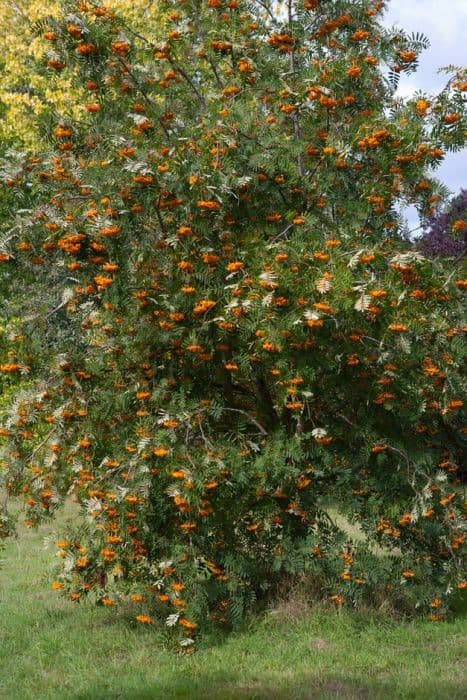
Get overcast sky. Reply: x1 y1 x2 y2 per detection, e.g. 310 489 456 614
383 0 466 196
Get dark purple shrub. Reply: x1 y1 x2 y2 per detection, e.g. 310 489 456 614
421 189 467 258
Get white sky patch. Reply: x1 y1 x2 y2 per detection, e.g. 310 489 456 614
383 0 467 203
384 0 467 48
384 0 467 96
393 77 425 99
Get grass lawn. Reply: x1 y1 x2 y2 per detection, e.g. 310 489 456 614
0 506 465 700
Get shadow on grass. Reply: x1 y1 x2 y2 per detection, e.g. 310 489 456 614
68 672 466 700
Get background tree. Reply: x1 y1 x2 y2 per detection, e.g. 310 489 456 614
0 0 465 647
420 189 467 260
0 0 165 147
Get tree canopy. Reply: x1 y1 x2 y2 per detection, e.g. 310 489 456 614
0 0 465 647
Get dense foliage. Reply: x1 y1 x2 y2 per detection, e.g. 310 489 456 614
0 0 466 648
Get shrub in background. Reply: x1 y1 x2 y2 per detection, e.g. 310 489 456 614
420 189 467 259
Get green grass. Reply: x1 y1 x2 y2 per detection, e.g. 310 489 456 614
0 507 465 700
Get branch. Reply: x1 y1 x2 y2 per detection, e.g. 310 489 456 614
337 412 357 428
87 0 153 47
220 408 268 435
288 0 305 178
206 55 224 89
167 58 206 107
45 298 69 320
1 427 57 511
114 56 154 108
254 0 276 22
195 406 268 436
271 222 294 242
228 125 266 149
452 247 467 266
10 1 33 26
155 204 167 235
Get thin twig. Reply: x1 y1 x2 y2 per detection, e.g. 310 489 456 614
195 406 268 436
10 1 33 26
254 0 276 22
1 427 57 511
228 125 266 149
114 56 154 107
288 0 305 178
167 58 206 106
337 412 356 428
221 408 268 435
271 222 294 242
206 55 224 89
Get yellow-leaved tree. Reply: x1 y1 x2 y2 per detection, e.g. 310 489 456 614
0 0 164 147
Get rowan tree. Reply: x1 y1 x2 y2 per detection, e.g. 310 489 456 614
0 0 466 647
